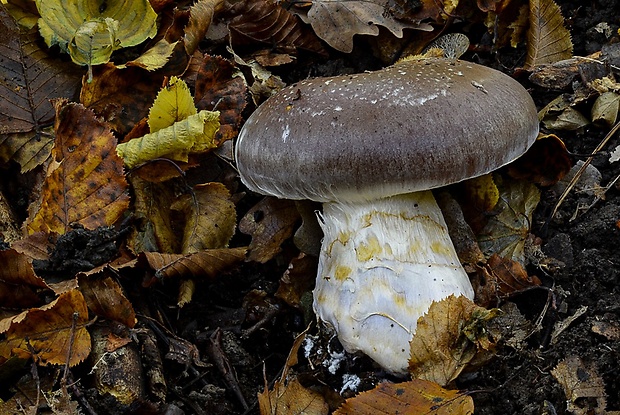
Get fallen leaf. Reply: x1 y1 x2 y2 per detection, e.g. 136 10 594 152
524 0 573 70
334 379 474 415
408 295 499 386
551 356 610 415
591 91 620 127
0 289 91 366
259 377 329 415
78 271 136 328
194 55 248 144
184 0 225 55
117 38 179 71
506 134 572 186
476 176 540 264
227 0 327 63
26 100 130 235
300 0 428 53
239 197 301 263
139 248 247 285
170 182 237 253
275 253 317 309
475 254 541 304
80 64 163 135
0 4 82 171
36 0 158 67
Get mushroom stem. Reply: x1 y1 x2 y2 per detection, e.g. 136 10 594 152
313 190 474 374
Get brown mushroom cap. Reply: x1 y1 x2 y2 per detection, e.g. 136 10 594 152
236 58 539 203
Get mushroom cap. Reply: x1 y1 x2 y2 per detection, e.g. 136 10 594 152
236 58 539 203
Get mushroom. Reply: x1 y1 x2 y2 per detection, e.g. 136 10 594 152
235 58 539 374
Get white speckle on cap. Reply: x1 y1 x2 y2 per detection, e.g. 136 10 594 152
282 124 290 143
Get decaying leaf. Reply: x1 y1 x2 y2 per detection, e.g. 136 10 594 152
299 0 429 53
551 356 612 415
408 295 499 386
26 100 130 235
194 55 248 143
0 4 82 171
78 271 136 328
239 197 301 263
129 176 180 254
0 289 91 366
474 254 541 306
476 176 541 265
139 248 247 285
524 0 573 70
80 64 163 135
259 377 329 415
591 91 620 127
275 253 317 309
184 0 225 56
334 379 474 415
117 38 179 71
35 0 158 67
170 182 237 253
506 134 572 186
227 0 327 65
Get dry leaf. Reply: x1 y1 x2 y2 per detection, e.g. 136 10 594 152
506 134 572 186
227 0 326 64
300 0 428 53
551 356 611 415
184 0 225 55
129 176 180 254
0 289 91 366
78 271 137 328
275 253 317 308
476 176 540 264
334 379 474 415
259 377 328 415
408 295 498 386
524 0 573 70
591 91 620 127
171 182 237 253
194 55 248 143
139 248 246 285
239 197 301 263
26 100 130 235
0 4 82 171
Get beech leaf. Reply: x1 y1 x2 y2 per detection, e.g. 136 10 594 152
334 379 474 415
524 0 573 70
26 100 130 235
0 289 91 366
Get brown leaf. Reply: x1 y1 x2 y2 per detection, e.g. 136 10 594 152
194 55 248 144
334 379 474 415
275 253 317 308
129 176 180 254
80 64 162 135
227 0 327 63
171 182 237 252
184 0 225 55
506 134 572 186
0 4 82 171
26 100 130 235
239 197 300 263
474 254 541 305
302 0 428 53
551 356 609 415
139 248 246 285
408 295 499 386
78 271 137 328
0 289 91 366
0 248 49 289
259 377 328 415
524 0 573 70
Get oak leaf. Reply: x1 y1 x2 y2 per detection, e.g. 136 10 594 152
0 289 91 366
26 100 130 235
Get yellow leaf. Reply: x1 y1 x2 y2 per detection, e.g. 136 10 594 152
116 110 220 168
0 290 91 366
35 0 157 65
117 39 179 71
408 295 499 386
335 379 473 415
67 17 119 66
524 0 573 69
149 77 198 133
171 182 237 253
259 377 328 415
